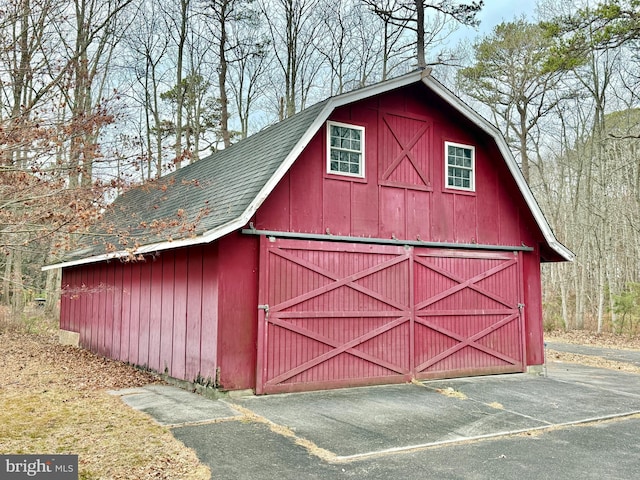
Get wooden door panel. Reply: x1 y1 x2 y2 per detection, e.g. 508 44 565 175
258 239 525 393
258 238 412 394
413 249 523 379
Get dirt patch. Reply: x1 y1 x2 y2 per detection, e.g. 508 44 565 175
0 330 210 479
547 349 640 374
546 330 640 350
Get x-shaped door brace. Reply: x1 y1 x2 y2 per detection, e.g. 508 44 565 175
381 115 430 186
413 256 521 371
268 248 411 313
265 248 412 385
266 316 411 386
413 256 517 311
414 313 520 372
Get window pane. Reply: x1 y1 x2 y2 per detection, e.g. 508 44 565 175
328 123 364 176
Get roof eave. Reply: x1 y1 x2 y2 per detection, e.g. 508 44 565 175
422 77 575 262
41 216 248 271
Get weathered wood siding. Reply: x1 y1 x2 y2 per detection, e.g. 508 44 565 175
60 244 219 383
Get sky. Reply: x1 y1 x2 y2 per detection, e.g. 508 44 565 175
454 0 539 42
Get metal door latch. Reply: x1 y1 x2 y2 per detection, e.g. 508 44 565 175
517 303 525 312
258 304 269 313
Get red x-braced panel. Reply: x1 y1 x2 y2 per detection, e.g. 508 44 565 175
257 238 412 394
379 112 432 190
413 249 524 379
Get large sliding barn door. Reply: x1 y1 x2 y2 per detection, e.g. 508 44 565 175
257 238 412 394
413 249 524 379
257 238 524 394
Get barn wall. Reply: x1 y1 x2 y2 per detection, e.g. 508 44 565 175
522 249 544 366
254 82 550 369
59 244 219 383
254 83 540 249
216 232 260 390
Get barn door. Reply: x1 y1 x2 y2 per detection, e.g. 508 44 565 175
413 249 524 379
257 237 412 394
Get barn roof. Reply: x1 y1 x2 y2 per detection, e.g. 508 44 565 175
44 70 573 271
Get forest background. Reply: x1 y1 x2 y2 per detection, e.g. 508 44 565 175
2 0 639 336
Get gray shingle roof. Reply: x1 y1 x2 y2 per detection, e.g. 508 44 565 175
45 71 572 269
62 100 329 263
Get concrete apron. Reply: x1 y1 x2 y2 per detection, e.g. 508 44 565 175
110 362 640 463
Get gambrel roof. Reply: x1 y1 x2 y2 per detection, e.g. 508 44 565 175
44 70 573 271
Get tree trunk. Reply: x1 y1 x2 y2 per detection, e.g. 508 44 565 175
415 0 426 69
10 248 24 317
218 0 231 148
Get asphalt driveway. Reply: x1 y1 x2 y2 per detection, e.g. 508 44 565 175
111 346 640 479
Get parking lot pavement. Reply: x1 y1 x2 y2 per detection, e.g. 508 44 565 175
230 369 640 460
115 361 640 479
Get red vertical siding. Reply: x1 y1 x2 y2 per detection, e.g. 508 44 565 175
159 252 175 374
200 243 218 381
138 260 152 368
351 182 378 236
406 190 430 241
128 262 141 365
254 83 538 256
453 194 477 243
172 249 189 379
59 245 219 383
257 173 290 231
217 233 258 390
89 266 100 352
112 263 123 360
523 248 544 365
78 268 88 336
431 193 454 242
290 136 323 232
148 258 163 371
185 247 203 381
323 180 351 235
97 263 107 356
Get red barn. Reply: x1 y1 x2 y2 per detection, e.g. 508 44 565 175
46 71 573 394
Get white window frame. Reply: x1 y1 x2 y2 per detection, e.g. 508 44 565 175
445 141 475 192
326 121 365 178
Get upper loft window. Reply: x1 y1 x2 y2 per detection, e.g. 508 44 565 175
445 142 475 191
327 121 365 177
